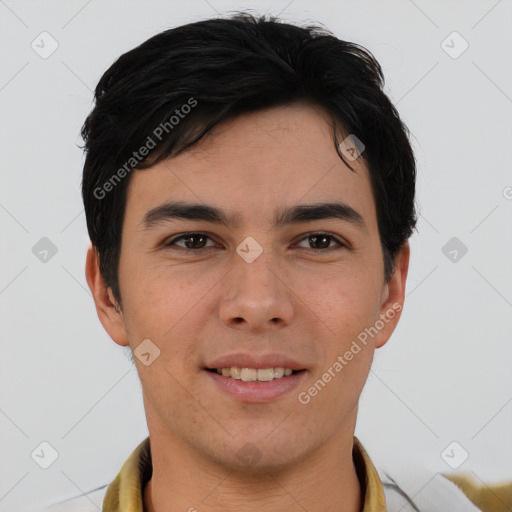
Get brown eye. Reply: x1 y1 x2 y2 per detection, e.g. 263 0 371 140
295 232 345 250
166 233 215 251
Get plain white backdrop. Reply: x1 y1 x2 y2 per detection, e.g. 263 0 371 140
1 1 511 510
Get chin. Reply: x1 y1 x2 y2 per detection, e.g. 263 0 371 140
204 433 312 475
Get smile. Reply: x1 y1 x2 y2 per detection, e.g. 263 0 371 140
205 367 307 403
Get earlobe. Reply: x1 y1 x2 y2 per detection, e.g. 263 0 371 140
374 243 410 349
85 244 130 347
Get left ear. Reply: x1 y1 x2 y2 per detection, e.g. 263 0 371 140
374 243 410 349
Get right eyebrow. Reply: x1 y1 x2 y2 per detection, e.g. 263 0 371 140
141 202 239 229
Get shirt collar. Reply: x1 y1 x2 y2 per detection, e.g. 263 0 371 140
103 436 387 511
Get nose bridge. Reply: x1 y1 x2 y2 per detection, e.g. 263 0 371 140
219 245 294 329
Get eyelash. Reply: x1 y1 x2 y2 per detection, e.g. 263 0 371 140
164 232 347 253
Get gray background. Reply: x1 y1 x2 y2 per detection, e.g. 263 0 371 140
1 0 511 510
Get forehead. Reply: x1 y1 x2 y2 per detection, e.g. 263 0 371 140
124 103 376 230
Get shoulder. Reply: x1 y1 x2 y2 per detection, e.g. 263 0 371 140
380 470 482 511
380 465 512 512
443 473 512 512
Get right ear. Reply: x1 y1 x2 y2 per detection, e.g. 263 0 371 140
85 243 130 347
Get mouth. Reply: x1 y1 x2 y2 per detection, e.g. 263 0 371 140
203 366 307 403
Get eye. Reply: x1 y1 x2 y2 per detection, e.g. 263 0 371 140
165 232 217 251
294 232 346 251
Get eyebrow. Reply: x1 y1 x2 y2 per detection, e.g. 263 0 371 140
141 201 366 231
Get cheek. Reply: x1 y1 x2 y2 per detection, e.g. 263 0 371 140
299 267 383 336
122 264 193 328
121 267 213 373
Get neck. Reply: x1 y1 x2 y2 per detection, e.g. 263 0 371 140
143 429 362 512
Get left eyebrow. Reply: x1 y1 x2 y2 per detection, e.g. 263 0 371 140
274 202 366 231
140 201 366 232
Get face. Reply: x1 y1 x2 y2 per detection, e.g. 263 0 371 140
87 102 408 473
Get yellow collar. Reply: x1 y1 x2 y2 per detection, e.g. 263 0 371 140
103 436 387 511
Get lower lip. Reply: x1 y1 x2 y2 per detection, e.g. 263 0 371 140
204 370 307 403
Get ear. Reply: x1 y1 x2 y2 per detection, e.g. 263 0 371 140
374 243 410 349
85 243 130 347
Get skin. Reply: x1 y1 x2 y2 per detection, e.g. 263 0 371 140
86 102 409 512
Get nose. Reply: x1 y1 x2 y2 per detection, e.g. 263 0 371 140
218 251 295 332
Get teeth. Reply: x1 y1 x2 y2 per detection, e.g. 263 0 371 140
257 368 274 381
273 367 284 378
241 368 257 381
214 367 296 381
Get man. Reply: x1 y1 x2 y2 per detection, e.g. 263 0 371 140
46 12 511 512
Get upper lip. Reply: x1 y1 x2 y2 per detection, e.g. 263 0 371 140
206 353 306 371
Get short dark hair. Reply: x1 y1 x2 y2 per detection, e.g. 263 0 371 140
81 12 417 305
